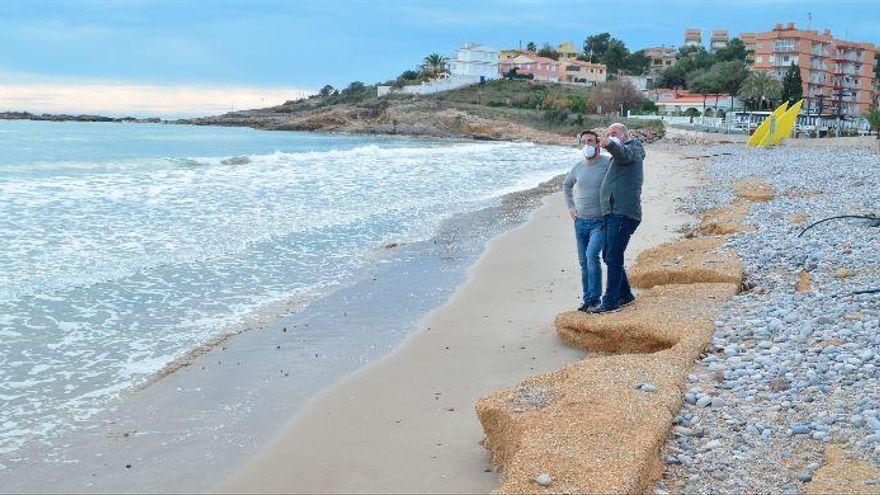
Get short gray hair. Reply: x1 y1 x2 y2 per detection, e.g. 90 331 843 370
609 122 629 138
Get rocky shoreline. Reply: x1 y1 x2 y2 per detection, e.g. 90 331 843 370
472 138 880 494
661 143 880 494
177 90 664 146
0 111 164 123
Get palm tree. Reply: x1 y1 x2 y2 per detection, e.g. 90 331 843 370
421 53 449 78
865 106 880 152
738 71 782 110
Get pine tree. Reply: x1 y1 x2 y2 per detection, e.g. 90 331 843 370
781 63 803 105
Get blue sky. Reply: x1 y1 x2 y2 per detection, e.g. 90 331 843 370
1 0 878 115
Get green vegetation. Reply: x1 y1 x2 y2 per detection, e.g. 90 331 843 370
294 80 378 107
654 38 749 95
737 71 782 110
502 67 534 80
435 78 591 109
781 63 804 105
581 33 650 76
713 38 747 63
431 79 661 134
687 60 749 95
866 106 880 141
421 53 449 78
537 43 559 60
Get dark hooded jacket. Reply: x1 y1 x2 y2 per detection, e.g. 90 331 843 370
600 138 645 221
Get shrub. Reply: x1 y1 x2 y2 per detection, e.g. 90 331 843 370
527 93 545 109
544 107 570 124
512 94 531 107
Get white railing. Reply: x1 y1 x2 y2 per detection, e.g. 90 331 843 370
628 112 873 136
627 114 740 133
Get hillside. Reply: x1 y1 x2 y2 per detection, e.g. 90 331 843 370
179 80 663 145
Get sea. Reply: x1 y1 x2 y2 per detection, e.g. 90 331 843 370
0 120 576 462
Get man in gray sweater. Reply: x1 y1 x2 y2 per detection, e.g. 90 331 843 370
588 123 645 313
563 130 611 311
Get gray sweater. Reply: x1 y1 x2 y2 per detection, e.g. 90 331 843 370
563 155 611 219
600 139 645 221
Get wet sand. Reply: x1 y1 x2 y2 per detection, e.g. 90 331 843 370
215 144 701 494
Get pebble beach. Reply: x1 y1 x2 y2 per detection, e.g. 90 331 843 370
661 140 880 494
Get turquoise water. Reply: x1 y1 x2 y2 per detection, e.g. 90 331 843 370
0 120 574 455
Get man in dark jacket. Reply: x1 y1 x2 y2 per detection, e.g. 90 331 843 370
589 123 644 313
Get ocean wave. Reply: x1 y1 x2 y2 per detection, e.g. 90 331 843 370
183 141 529 168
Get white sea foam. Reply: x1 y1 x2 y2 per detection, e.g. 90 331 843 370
0 121 574 455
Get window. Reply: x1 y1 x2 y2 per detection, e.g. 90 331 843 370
774 38 797 52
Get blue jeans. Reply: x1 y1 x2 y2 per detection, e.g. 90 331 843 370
602 214 640 308
574 217 605 305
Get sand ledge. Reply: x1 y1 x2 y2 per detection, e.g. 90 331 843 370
474 173 769 494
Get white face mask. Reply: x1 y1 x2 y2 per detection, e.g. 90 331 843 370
582 145 597 159
608 136 622 146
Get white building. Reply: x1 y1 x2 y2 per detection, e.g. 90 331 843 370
448 43 500 83
379 43 500 97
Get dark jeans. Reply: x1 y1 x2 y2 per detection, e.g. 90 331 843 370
574 217 605 305
602 214 640 308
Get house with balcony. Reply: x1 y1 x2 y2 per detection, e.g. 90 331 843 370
644 46 677 75
560 60 607 86
449 43 500 83
498 53 562 82
379 42 499 96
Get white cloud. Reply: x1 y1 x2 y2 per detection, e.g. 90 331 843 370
0 81 314 118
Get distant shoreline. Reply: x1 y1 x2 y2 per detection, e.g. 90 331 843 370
1 80 666 147
0 111 168 124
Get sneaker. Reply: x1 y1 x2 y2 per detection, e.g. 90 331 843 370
577 301 600 312
587 304 621 314
620 294 636 307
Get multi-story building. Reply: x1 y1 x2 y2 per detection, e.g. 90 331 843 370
644 46 678 75
498 53 562 82
740 33 757 64
710 30 729 52
684 29 702 48
448 43 500 83
556 41 580 60
742 22 877 116
559 59 607 86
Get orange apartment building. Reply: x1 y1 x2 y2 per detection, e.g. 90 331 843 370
741 23 877 116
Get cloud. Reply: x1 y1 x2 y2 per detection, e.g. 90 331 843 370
0 81 314 117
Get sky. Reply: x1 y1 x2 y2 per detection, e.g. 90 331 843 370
1 0 878 117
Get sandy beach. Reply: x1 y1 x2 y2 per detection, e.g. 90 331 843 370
215 143 700 493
